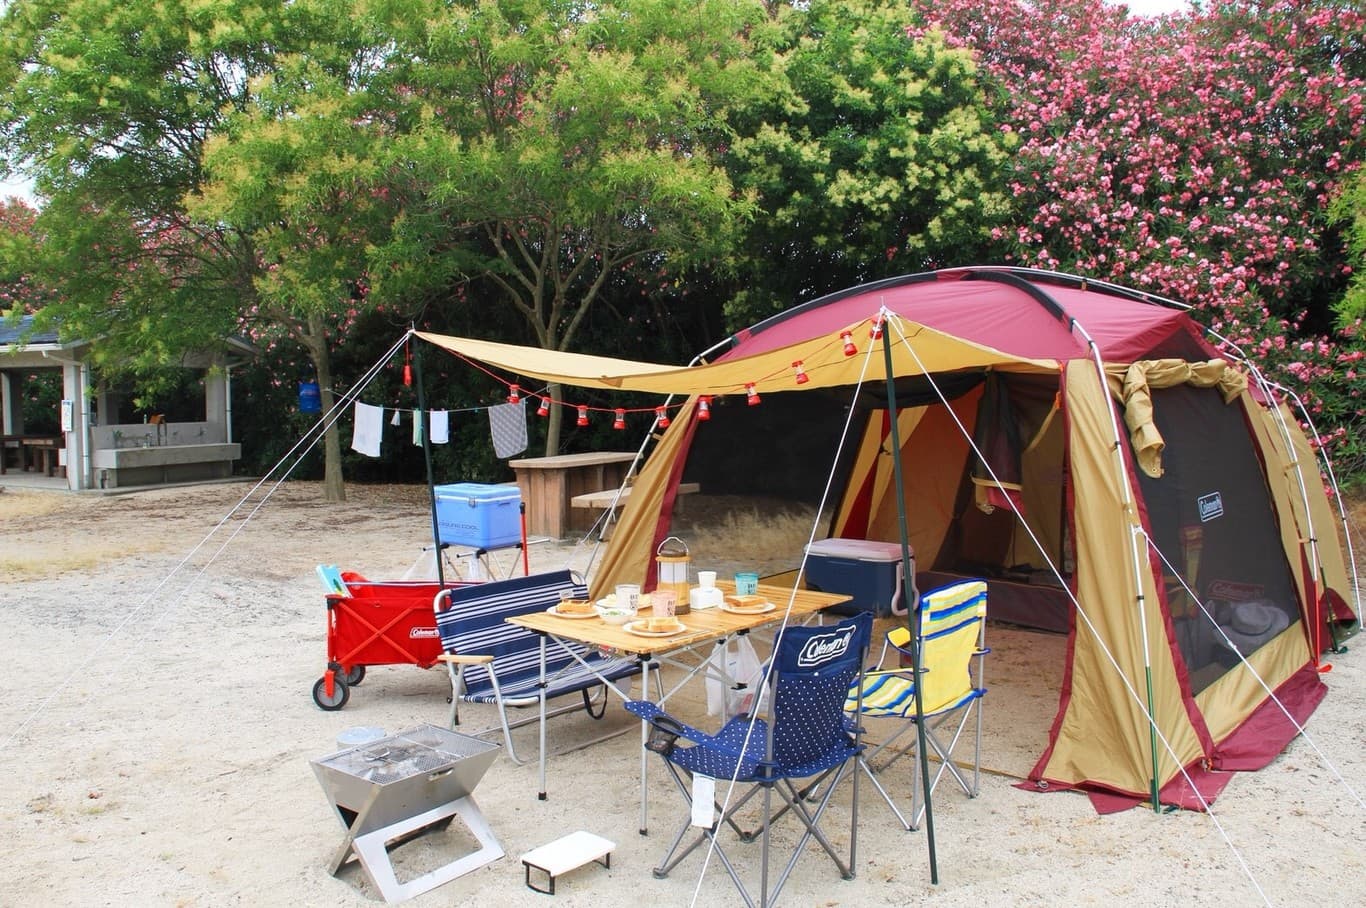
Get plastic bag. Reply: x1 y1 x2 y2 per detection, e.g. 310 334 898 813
705 636 766 718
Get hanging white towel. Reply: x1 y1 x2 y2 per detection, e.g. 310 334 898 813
412 411 423 446
430 410 450 444
351 402 384 457
488 401 528 458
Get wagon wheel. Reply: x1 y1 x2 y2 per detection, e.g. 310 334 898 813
342 665 366 686
312 676 350 711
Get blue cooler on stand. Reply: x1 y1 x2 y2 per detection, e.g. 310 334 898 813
804 538 913 616
434 483 523 549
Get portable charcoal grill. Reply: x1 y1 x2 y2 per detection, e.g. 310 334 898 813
312 724 503 903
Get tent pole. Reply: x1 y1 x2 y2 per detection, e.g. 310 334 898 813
881 317 938 884
412 331 447 589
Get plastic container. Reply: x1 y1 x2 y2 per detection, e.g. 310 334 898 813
434 483 522 549
804 538 912 616
336 726 386 749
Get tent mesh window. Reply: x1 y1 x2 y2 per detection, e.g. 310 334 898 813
1133 384 1300 695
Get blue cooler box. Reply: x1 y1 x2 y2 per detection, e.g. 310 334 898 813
434 483 523 549
804 538 913 616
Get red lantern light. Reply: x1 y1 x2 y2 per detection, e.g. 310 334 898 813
403 363 413 386
869 315 884 340
536 397 550 417
577 405 589 427
697 396 711 421
841 331 857 357
792 360 809 385
655 405 671 428
507 383 520 404
613 408 626 430
746 383 761 406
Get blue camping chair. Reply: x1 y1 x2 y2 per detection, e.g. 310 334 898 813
626 612 872 908
434 570 644 766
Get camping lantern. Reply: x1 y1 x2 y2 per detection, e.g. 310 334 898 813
655 406 670 428
507 384 520 404
656 536 691 614
613 408 626 430
576 405 589 426
697 397 711 420
537 397 550 417
869 315 884 340
841 331 857 357
792 360 809 384
746 383 761 406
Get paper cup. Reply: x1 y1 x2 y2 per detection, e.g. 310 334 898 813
698 570 717 589
652 589 678 618
615 584 641 611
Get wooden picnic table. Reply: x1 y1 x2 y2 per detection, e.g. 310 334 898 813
0 434 63 476
508 451 637 538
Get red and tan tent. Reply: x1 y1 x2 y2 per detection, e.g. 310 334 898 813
419 266 1357 807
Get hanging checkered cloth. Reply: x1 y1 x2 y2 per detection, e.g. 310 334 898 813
488 401 527 458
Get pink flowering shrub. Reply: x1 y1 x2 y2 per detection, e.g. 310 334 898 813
909 0 1366 477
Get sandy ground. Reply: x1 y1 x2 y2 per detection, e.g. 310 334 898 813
2 480 1365 907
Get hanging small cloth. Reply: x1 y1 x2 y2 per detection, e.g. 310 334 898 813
488 401 528 458
412 410 424 446
430 410 450 444
351 402 384 457
390 408 402 426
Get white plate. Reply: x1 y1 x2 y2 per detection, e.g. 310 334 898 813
624 620 689 638
547 605 598 619
720 601 776 616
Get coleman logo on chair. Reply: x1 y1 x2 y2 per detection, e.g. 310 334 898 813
409 627 440 639
797 626 856 668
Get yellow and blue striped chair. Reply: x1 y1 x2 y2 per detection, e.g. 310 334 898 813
845 579 989 830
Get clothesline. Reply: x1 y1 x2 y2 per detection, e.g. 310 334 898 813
350 399 529 459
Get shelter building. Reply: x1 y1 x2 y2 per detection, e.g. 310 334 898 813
0 314 251 490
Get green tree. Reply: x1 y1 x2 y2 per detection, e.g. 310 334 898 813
1332 168 1366 327
720 0 1015 327
0 0 372 500
365 0 773 453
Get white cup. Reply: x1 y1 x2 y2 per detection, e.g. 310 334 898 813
614 584 641 611
698 571 717 589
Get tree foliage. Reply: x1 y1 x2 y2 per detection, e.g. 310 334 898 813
911 0 1366 470
721 0 1015 326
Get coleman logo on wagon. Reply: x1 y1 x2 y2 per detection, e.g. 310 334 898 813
797 625 856 668
410 627 440 639
1197 492 1225 522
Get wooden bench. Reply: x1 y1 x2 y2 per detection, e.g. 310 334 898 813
570 482 700 538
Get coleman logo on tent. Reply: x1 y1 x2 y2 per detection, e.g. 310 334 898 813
409 627 440 639
1209 579 1266 601
1197 492 1225 522
797 625 855 668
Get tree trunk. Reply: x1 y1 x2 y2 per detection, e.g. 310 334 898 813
301 311 346 502
544 380 563 456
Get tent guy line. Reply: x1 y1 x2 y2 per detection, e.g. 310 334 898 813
0 333 410 753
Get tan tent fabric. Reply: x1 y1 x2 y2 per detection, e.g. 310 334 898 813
1034 362 1205 793
1195 625 1310 745
588 398 698 600
1104 359 1247 478
417 318 1054 399
1243 397 1352 629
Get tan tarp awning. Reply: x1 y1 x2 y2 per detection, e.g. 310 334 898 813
416 318 1055 397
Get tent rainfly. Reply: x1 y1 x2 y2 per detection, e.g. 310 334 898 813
417 266 1359 809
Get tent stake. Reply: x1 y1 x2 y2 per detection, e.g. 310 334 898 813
881 318 938 884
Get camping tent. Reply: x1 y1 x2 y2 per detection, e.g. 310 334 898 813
417 266 1358 807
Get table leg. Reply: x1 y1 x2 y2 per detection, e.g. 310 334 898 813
639 656 651 836
537 634 548 800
